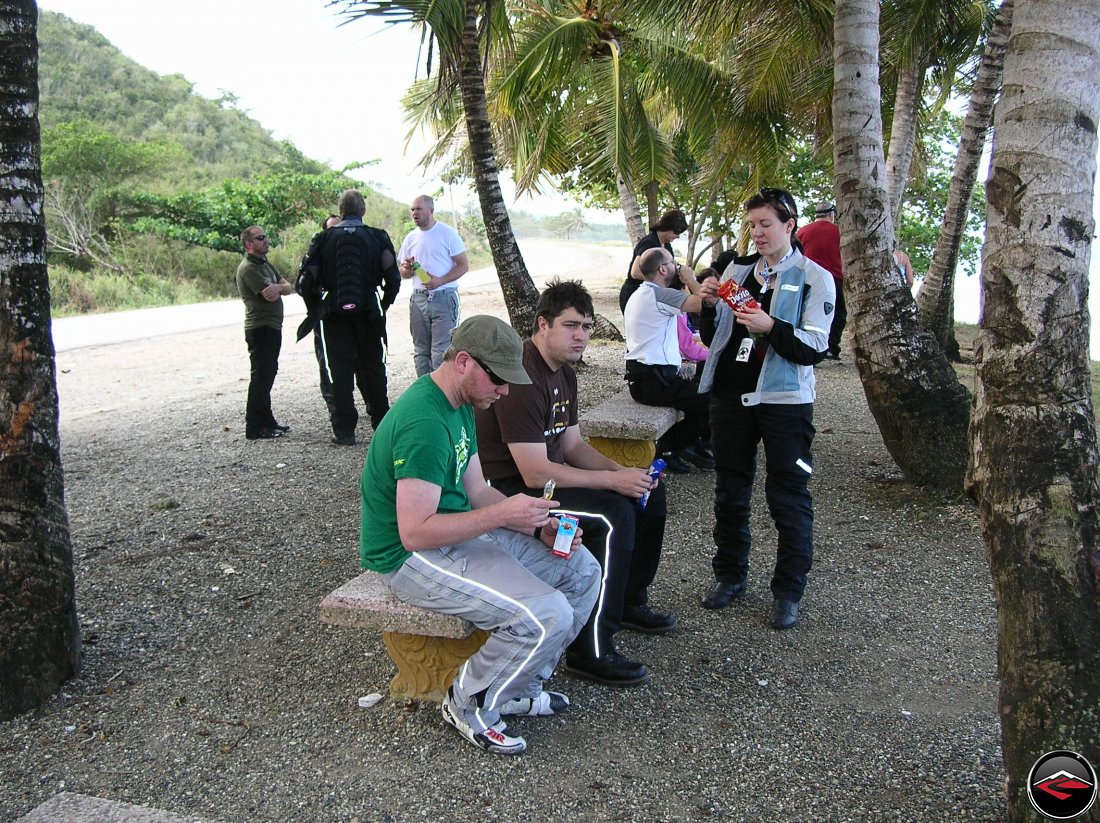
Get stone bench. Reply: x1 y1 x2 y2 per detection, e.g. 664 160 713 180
581 389 681 468
319 571 488 703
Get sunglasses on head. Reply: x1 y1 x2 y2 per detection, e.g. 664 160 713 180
472 356 507 386
758 188 797 220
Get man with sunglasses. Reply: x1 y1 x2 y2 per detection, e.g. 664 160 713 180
476 280 674 688
359 315 600 756
235 225 294 440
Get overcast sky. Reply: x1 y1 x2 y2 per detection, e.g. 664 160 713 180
37 0 577 216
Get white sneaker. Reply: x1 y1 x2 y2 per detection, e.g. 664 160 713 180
441 687 526 756
499 690 571 717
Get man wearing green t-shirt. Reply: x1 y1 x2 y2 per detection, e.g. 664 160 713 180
235 225 294 440
360 315 600 756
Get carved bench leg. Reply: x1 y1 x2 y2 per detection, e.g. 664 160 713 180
382 629 490 702
586 436 656 470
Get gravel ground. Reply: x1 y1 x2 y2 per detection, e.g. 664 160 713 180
2 268 1004 822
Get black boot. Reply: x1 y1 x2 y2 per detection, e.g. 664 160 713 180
563 651 650 687
563 635 650 687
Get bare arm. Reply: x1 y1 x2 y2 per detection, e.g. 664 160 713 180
677 263 701 295
395 455 556 551
508 427 655 499
426 252 470 290
261 278 294 301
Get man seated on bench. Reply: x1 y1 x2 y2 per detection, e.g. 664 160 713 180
476 280 674 689
359 315 600 756
623 247 714 473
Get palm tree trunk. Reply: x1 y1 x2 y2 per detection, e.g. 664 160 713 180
0 0 81 721
832 0 971 491
967 0 1100 814
918 0 1014 360
644 180 659 228
458 0 538 333
616 176 645 246
884 60 924 228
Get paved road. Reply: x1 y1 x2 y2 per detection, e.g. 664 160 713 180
51 238 631 352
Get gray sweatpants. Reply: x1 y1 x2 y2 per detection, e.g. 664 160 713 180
409 288 460 377
383 528 600 732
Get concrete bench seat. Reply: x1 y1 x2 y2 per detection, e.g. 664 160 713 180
319 572 488 703
581 389 681 468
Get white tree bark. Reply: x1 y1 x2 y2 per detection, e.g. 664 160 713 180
917 0 1014 358
967 0 1100 815
884 60 923 228
832 0 971 490
616 176 645 246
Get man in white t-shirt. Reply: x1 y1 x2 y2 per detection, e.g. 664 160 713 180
623 248 713 472
398 195 470 376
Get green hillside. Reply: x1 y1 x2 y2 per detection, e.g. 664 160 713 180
35 10 612 315
38 10 325 186
37 10 423 314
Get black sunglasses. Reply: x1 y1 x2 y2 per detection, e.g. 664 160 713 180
472 356 507 386
758 188 798 220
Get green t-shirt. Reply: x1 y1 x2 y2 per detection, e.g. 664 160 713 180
359 375 476 573
235 254 284 331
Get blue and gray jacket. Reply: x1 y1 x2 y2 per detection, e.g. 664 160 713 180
699 249 835 406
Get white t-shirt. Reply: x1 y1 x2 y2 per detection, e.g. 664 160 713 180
398 221 466 292
624 281 689 366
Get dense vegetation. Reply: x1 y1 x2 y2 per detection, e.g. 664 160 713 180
36 13 423 314
37 11 633 316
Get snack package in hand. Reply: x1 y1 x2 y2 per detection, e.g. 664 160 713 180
716 279 760 312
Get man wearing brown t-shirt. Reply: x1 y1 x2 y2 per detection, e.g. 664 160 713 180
476 279 674 688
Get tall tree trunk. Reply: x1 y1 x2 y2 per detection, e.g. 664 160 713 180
0 0 80 721
967 0 1100 815
644 180 659 229
884 59 924 228
458 0 538 334
919 0 1014 360
832 0 971 491
616 176 645 246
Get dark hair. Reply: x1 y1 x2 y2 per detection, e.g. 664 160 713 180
745 187 803 250
650 209 688 234
534 278 594 333
338 189 366 218
320 213 340 230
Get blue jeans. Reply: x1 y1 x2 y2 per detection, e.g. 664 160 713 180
410 288 460 377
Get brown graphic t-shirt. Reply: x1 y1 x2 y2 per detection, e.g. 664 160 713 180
475 339 578 485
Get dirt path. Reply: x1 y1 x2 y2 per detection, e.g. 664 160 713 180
4 246 1004 822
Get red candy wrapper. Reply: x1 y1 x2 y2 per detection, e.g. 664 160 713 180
716 279 759 312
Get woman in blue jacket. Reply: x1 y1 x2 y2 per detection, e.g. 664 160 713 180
696 188 835 629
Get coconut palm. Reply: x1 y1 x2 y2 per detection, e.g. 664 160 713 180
917 0 1013 357
332 0 540 332
0 0 81 720
881 0 989 228
832 0 972 490
967 0 1100 812
489 1 745 244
